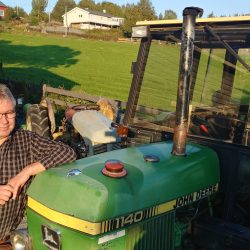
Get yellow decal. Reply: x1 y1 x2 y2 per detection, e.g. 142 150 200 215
174 183 219 208
28 197 101 235
28 183 218 235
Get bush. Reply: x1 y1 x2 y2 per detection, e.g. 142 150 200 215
27 25 124 40
84 29 124 41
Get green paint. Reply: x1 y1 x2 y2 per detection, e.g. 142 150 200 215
28 141 220 222
27 208 126 250
174 219 189 248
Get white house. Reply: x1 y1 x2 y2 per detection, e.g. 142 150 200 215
62 7 124 30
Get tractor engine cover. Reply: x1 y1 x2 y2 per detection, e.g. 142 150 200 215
27 141 220 250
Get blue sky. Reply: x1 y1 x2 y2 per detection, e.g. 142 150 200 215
6 0 250 17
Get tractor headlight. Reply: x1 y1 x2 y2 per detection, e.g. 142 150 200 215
132 26 149 38
10 229 32 250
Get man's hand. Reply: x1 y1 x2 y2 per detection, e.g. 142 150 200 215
8 162 46 200
0 184 14 205
8 168 31 199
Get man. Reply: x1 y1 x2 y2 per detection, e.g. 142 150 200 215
0 84 76 246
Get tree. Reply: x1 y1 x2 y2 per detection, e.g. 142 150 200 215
78 0 96 11
51 0 76 22
158 13 163 20
163 9 177 20
122 4 141 36
96 1 123 17
5 6 27 21
122 0 156 36
30 0 48 23
137 0 156 21
207 11 215 18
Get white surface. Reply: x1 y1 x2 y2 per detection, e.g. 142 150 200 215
98 230 125 244
72 110 118 144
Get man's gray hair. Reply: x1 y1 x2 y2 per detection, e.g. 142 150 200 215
0 84 16 106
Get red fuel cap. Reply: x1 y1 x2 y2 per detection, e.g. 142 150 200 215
102 160 127 178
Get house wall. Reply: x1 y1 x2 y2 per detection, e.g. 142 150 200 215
63 7 124 30
63 8 89 27
0 6 6 17
89 14 120 27
80 23 110 30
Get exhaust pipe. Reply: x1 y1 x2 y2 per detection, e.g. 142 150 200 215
172 7 203 156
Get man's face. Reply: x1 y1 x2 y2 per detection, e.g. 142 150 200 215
0 98 16 143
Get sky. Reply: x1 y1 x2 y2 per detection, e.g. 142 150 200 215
5 0 250 18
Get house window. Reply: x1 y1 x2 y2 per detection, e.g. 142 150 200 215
0 10 4 17
79 14 82 18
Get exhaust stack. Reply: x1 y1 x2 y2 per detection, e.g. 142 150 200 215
172 7 203 156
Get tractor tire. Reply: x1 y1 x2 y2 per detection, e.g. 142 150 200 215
26 104 50 139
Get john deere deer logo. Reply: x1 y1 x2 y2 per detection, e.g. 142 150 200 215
42 225 61 250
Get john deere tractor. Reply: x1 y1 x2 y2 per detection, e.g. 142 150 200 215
11 7 250 250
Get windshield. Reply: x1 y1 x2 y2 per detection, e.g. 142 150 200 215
131 38 250 147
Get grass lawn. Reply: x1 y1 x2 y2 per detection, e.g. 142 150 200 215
0 32 249 111
138 43 250 111
0 32 139 101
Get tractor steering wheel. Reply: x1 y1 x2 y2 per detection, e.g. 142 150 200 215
65 104 100 120
71 104 100 111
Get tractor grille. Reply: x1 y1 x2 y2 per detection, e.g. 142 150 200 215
126 211 175 250
93 144 108 155
111 143 122 150
93 143 121 155
129 134 152 146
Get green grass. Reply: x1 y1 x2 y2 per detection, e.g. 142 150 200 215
138 45 250 111
0 32 138 101
0 32 249 111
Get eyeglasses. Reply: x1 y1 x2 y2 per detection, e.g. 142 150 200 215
0 111 16 120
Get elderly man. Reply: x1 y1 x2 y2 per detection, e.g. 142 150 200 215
0 84 76 248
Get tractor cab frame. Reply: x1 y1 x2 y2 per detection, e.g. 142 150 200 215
120 7 250 249
124 10 250 146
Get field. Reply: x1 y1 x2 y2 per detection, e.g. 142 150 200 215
135 43 250 111
0 32 249 111
0 33 139 101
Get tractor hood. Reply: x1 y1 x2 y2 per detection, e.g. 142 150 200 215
27 141 219 234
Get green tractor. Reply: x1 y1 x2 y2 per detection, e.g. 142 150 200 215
12 7 250 250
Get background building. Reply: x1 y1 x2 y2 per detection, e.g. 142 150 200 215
0 1 7 18
62 7 124 30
